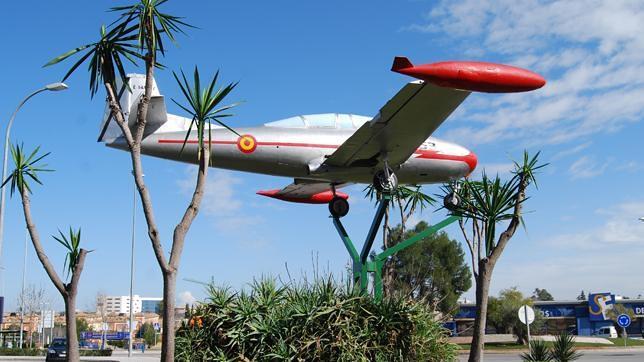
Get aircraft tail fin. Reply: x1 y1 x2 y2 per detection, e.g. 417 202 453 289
97 74 168 143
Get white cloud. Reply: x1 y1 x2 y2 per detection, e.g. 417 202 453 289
488 200 644 299
408 0 644 146
178 168 265 232
546 201 644 248
568 156 608 179
178 290 196 306
551 142 592 161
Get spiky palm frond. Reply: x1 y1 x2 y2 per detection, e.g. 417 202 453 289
441 151 545 255
521 339 553 362
44 20 141 97
111 0 193 55
551 331 582 362
1 144 52 195
52 227 83 280
397 185 435 214
172 67 239 157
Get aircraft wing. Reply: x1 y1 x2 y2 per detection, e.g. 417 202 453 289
323 81 470 168
257 180 350 204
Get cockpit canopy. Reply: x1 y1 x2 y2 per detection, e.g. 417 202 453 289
264 113 371 130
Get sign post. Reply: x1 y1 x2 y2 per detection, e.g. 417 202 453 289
518 305 536 353
617 314 631 347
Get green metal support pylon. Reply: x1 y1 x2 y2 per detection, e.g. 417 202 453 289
332 193 459 301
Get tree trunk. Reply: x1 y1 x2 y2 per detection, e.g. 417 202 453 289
64 295 79 362
160 271 177 362
468 262 493 362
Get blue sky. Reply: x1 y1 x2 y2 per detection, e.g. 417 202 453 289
0 0 643 311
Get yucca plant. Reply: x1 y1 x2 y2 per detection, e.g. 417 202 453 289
175 276 457 361
53 228 83 279
3 144 89 362
45 2 238 359
443 151 546 362
172 67 239 156
521 339 553 362
551 331 582 362
44 21 140 97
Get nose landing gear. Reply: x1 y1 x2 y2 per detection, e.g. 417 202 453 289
372 167 398 193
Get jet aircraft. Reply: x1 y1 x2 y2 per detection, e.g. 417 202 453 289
99 57 545 218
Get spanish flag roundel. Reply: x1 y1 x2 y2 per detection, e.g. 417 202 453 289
237 134 257 154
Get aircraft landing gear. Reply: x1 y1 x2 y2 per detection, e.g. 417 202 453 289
329 196 350 218
443 180 462 211
372 167 398 193
443 192 461 211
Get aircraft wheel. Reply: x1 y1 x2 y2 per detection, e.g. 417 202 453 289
443 192 461 211
329 197 350 218
373 169 398 193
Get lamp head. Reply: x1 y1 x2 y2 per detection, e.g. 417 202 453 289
45 82 68 91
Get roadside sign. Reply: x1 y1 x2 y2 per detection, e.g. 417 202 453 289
518 305 535 325
617 314 631 328
153 322 161 331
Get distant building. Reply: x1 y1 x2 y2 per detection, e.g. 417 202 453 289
105 295 142 314
103 295 163 315
451 292 644 337
141 297 163 314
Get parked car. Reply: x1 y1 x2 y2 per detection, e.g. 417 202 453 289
594 326 618 338
46 338 67 362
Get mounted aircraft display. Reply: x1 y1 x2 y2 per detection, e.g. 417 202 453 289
98 57 545 217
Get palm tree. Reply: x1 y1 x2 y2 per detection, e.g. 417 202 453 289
443 151 545 362
3 144 88 362
44 2 239 360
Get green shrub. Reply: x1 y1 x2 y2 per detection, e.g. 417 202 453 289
176 277 457 361
0 348 45 356
80 349 113 356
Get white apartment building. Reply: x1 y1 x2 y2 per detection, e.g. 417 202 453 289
104 295 142 314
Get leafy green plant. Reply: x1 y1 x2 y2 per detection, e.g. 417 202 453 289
44 22 140 97
53 228 83 279
521 339 553 362
176 277 457 362
1 144 51 195
551 331 582 362
172 67 239 155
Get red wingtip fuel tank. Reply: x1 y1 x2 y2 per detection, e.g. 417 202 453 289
256 190 349 204
391 56 546 93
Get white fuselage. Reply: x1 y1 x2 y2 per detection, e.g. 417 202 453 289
111 115 477 185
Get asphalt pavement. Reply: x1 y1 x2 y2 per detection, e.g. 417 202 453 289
458 348 644 361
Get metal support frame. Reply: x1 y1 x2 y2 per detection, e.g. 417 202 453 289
333 193 459 301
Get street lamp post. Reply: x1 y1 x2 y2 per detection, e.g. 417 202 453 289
0 82 68 316
18 228 27 348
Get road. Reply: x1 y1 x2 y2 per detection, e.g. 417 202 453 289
0 349 161 361
458 348 644 361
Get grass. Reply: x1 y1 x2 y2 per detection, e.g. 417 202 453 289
608 338 644 347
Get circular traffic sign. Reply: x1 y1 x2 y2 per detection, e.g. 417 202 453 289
617 314 631 328
518 305 535 325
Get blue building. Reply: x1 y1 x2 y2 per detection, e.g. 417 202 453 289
452 294 644 337
141 298 163 314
